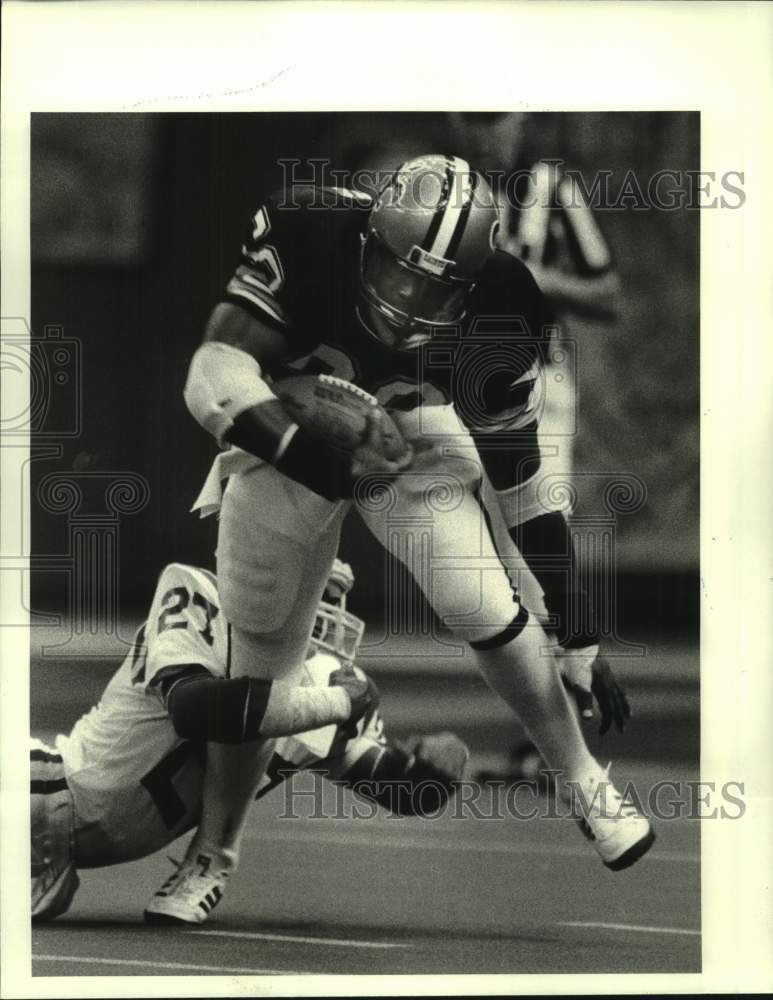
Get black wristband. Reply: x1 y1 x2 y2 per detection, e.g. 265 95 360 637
225 403 354 501
510 512 600 648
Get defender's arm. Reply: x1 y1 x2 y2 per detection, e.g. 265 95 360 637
155 663 374 744
319 731 469 817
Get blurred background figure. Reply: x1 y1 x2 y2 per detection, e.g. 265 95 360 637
445 111 621 318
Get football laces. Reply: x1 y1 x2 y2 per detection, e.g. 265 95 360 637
318 374 378 406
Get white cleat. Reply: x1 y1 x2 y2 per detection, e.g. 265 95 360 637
144 851 231 925
570 764 655 871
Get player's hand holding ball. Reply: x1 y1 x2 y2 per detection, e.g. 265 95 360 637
351 410 414 479
273 374 417 486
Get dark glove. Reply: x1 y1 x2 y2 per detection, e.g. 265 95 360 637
330 666 380 737
590 655 631 735
561 649 631 735
402 732 470 783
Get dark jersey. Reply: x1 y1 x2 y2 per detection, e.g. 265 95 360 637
223 185 553 490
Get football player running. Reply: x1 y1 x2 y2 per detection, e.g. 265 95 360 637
184 154 654 872
31 559 469 924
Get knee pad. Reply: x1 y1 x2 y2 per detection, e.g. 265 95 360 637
438 569 526 645
469 605 530 650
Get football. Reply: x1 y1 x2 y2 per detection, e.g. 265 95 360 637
272 374 406 456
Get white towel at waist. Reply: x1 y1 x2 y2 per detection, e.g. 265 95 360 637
192 448 262 518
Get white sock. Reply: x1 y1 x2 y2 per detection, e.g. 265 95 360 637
192 738 276 872
470 620 598 787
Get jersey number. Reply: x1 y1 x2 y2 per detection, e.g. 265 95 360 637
285 344 356 381
250 246 284 293
157 586 219 646
251 206 270 241
374 378 447 411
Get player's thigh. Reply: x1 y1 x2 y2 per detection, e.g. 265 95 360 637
226 512 347 680
217 462 347 635
357 469 520 643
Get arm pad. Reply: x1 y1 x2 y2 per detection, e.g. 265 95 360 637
510 511 600 648
184 342 355 500
183 341 277 444
165 671 351 743
166 672 269 743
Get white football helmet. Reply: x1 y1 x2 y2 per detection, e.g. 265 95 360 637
359 154 500 349
309 558 365 665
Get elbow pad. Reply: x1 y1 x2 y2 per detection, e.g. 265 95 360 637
165 672 351 743
167 673 272 743
184 341 277 444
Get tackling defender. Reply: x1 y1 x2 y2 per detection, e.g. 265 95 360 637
184 154 654 872
31 559 469 924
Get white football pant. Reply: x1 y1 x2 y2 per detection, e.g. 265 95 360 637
216 461 348 680
216 405 525 675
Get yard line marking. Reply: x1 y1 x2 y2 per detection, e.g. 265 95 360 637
558 921 701 937
32 954 294 975
243 827 699 865
192 929 410 949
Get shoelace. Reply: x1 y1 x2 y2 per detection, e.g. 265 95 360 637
155 856 185 892
163 853 231 883
590 764 640 821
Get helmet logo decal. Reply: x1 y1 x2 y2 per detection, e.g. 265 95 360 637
391 170 407 205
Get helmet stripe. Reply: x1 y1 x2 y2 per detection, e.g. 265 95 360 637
425 156 472 260
420 161 454 252
445 169 479 263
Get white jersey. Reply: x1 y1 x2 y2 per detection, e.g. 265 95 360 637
56 563 385 867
